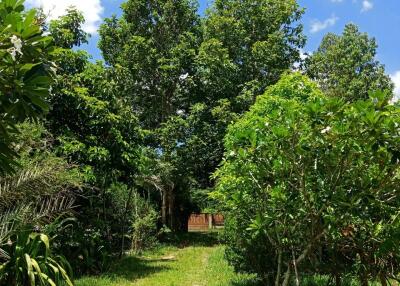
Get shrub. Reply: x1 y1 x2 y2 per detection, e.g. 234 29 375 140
0 231 73 286
131 193 159 254
0 122 84 280
213 73 400 285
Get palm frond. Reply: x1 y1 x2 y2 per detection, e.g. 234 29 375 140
0 204 31 245
0 161 76 210
0 156 79 250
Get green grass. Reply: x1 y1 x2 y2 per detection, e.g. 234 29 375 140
76 232 395 286
75 232 259 286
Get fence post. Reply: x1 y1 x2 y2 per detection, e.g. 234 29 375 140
208 214 213 229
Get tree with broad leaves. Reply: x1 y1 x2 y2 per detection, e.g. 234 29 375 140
214 73 400 285
304 23 393 102
0 0 57 174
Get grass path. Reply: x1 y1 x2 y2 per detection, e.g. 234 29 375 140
75 233 258 286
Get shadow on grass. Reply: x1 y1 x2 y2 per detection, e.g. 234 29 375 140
100 255 172 282
231 280 263 286
161 231 221 248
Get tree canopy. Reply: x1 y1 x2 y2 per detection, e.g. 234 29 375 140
305 23 393 102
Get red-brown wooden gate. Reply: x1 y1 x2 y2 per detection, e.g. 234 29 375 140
188 213 224 231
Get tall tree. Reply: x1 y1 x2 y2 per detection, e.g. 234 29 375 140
99 0 200 129
305 23 393 101
45 8 143 267
203 0 305 98
98 0 306 230
48 8 141 186
99 0 202 230
176 0 306 192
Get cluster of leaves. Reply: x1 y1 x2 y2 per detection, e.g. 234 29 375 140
304 24 393 102
131 192 159 254
0 232 73 286
214 73 400 285
0 0 56 174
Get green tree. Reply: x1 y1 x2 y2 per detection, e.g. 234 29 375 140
99 0 202 230
49 6 88 49
99 0 200 129
204 0 305 95
47 8 141 191
0 0 56 174
98 0 306 230
214 73 400 285
170 0 306 205
305 23 393 101
45 8 144 270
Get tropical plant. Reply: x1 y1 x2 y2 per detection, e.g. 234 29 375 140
214 73 400 285
0 160 78 243
0 122 82 284
0 231 73 286
0 0 56 174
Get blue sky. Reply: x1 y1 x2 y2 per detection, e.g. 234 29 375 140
28 0 400 95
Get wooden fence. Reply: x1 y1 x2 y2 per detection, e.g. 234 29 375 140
188 213 224 231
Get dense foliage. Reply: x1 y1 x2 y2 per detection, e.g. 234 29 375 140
305 24 393 102
0 0 56 174
99 0 307 231
1 0 399 284
214 73 400 285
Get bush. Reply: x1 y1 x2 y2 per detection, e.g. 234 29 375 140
0 122 83 283
131 193 159 254
50 218 112 276
0 231 73 286
214 73 400 285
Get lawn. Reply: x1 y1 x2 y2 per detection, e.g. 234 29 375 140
75 232 259 286
75 232 396 286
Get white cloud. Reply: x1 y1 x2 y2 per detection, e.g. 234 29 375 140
361 0 373 12
26 0 104 34
391 71 400 102
331 0 344 3
310 15 339 34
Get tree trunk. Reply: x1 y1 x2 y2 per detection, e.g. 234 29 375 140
275 249 283 286
379 274 387 286
120 188 134 258
161 189 167 226
282 265 291 286
168 188 175 230
283 231 325 286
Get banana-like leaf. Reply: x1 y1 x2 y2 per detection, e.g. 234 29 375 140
24 253 35 286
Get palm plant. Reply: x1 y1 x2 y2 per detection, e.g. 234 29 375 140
0 159 79 245
0 155 82 285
